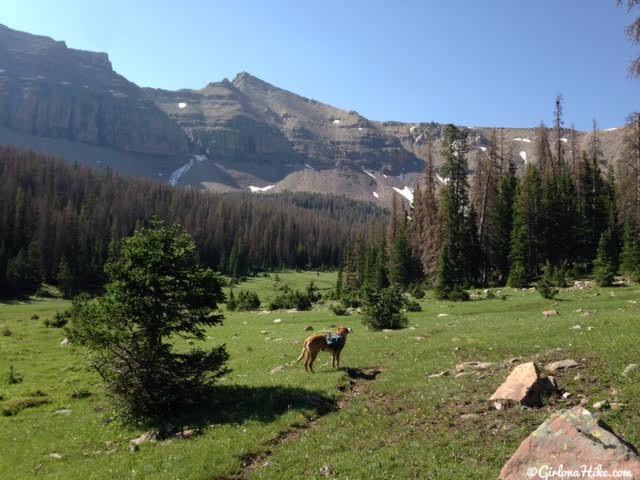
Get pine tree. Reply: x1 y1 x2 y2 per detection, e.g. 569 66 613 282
508 165 542 287
434 125 477 299
618 112 640 231
594 227 617 287
57 257 76 298
492 156 518 284
389 224 414 289
620 218 640 281
374 228 390 290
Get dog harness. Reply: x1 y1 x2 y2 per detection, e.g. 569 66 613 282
325 333 345 349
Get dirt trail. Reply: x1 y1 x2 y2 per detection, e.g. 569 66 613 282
222 367 383 480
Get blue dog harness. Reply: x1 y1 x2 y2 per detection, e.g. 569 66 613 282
325 333 345 349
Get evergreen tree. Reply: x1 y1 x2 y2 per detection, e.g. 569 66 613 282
492 157 518 283
594 227 617 287
57 257 76 298
434 125 477 299
374 229 390 290
389 225 415 289
620 218 640 281
68 219 229 421
508 165 542 286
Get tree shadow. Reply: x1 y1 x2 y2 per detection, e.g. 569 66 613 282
175 384 336 428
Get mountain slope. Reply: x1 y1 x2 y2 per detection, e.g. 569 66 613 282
0 23 628 204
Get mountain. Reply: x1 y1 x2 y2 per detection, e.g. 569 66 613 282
0 24 628 204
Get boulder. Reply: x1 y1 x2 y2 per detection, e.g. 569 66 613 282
273 318 282 324
320 464 334 477
545 359 579 373
304 325 314 331
542 310 559 317
499 407 640 479
270 365 285 374
490 362 557 407
60 337 71 347
427 371 449 379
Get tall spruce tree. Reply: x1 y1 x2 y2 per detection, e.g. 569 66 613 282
434 125 477 299
620 217 640 281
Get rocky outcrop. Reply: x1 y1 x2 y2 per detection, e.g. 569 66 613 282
0 24 189 156
500 407 640 480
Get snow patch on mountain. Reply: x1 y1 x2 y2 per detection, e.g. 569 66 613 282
169 155 207 186
560 137 568 143
479 146 487 152
605 127 619 131
178 102 187 109
249 185 275 193
373 192 379 198
362 168 376 179
305 163 315 171
513 137 532 143
393 186 414 204
436 174 449 185
519 151 528 163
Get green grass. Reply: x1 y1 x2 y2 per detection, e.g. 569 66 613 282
1 277 640 479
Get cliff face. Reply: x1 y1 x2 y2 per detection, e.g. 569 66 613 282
0 24 189 156
145 72 424 175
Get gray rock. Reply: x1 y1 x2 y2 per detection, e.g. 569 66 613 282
270 365 285 374
545 359 579 373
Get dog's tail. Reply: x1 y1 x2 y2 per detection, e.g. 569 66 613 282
296 340 309 363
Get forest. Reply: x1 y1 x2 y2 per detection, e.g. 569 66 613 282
0 146 386 296
339 100 640 300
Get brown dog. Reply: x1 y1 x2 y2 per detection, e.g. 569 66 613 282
296 326 351 373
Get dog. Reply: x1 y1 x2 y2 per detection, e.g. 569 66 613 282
296 326 351 373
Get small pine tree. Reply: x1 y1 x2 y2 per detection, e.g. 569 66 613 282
68 219 229 421
361 286 407 330
594 228 617 287
536 262 559 299
57 257 76 298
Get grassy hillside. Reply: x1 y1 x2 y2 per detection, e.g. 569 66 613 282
1 274 639 479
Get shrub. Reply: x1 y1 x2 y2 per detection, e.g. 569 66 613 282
1 326 11 336
226 290 237 311
44 311 70 328
30 314 39 321
236 290 261 311
34 287 54 298
410 285 426 299
67 219 229 421
507 262 529 288
329 302 348 316
486 289 496 299
1 394 51 416
6 365 22 385
361 287 407 331
403 296 422 312
306 281 321 303
339 292 361 309
537 263 559 299
268 284 312 311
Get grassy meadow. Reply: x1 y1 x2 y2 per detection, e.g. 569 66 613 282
1 271 640 479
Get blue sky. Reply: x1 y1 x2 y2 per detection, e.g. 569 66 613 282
1 0 637 129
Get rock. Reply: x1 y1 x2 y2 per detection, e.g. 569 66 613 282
562 392 572 399
493 401 504 411
60 337 71 347
545 359 579 373
570 324 582 330
490 362 557 407
460 413 481 420
542 310 559 317
499 407 640 479
427 371 449 379
304 325 314 331
273 318 282 324
270 365 285 374
53 409 72 415
437 313 449 317
320 464 334 476
456 361 495 373
49 453 63 460
260 330 268 334
130 431 158 446
593 400 610 411
611 402 626 411
623 364 639 377
414 336 426 341
173 429 198 440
